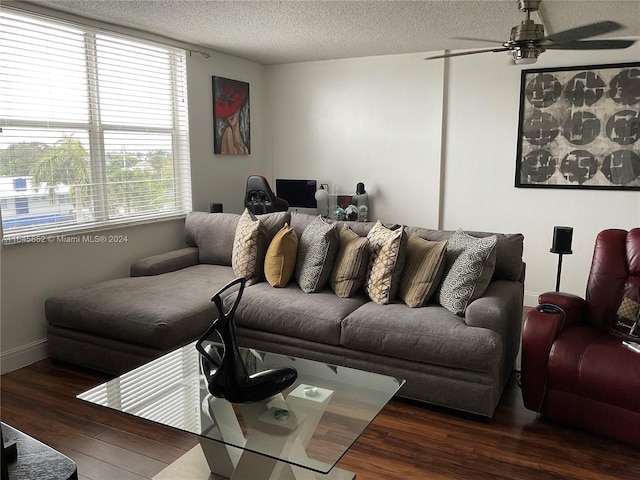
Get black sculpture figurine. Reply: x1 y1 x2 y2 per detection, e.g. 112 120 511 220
196 277 297 404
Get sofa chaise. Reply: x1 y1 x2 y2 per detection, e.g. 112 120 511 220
46 211 525 418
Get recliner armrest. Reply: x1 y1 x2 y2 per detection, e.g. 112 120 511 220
538 291 586 330
130 247 200 277
521 307 566 412
521 293 587 412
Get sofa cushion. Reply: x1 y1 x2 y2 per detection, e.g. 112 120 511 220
335 220 378 237
290 211 321 238
185 212 239 265
562 333 640 414
45 264 238 350
232 209 269 285
365 221 407 305
330 225 369 298
264 223 298 288
295 216 340 293
258 210 292 239
229 283 368 345
341 302 502 373
437 230 497 316
185 211 291 267
399 235 447 308
404 226 524 282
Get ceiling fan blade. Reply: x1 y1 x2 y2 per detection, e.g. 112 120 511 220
425 47 510 60
543 39 635 50
453 36 505 44
544 20 624 44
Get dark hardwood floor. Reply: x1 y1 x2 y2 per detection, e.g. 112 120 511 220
2 355 638 480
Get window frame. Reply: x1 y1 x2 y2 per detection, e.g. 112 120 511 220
0 9 192 244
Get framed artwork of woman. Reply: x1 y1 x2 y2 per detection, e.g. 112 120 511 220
213 76 250 155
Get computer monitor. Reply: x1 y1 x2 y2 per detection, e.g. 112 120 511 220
275 179 317 209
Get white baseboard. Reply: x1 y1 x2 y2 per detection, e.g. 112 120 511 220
1 338 48 374
524 292 539 308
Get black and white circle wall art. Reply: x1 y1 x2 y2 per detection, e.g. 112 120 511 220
516 62 640 190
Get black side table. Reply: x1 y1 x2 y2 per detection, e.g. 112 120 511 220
1 423 77 480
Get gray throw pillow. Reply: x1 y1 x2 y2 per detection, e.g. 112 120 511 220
437 229 497 316
295 216 339 293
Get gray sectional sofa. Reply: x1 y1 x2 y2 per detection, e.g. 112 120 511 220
46 211 525 418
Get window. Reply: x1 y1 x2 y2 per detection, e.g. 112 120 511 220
0 9 192 244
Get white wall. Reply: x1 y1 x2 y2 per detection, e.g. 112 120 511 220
267 53 444 227
267 45 640 306
443 46 640 304
0 51 267 374
188 52 268 213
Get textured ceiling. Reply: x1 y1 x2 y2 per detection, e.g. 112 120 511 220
19 0 640 64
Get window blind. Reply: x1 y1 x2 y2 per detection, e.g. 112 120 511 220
0 9 192 244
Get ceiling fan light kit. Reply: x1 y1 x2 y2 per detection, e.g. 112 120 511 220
425 0 635 64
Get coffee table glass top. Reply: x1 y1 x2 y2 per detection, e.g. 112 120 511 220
78 342 404 474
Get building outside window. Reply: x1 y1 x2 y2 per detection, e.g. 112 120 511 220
0 9 192 244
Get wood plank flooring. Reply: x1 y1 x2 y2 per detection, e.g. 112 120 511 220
2 357 639 480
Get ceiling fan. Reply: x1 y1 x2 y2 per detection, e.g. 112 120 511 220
425 0 636 64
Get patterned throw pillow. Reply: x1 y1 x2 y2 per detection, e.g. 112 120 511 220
437 229 497 316
399 234 447 308
232 209 268 285
295 216 339 293
330 225 369 298
610 296 640 340
365 221 406 305
264 223 298 288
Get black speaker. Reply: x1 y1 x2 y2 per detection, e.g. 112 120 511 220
209 203 223 213
551 226 573 254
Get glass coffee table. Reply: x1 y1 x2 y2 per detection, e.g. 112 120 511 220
78 341 404 479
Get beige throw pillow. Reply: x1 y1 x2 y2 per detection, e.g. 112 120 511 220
330 225 369 298
264 224 298 288
399 234 447 308
232 209 268 285
365 221 406 305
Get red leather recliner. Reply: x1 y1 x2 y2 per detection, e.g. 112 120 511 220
521 228 640 445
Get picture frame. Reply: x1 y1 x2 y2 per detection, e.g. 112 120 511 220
212 76 250 155
515 62 639 190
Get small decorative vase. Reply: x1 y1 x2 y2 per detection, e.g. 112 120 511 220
196 277 297 404
352 182 369 222
315 185 329 217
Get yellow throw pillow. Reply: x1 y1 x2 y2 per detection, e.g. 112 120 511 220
365 221 406 305
399 234 447 308
232 209 268 285
264 224 298 288
330 225 369 298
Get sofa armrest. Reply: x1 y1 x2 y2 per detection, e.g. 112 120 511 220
465 280 523 334
130 247 200 277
